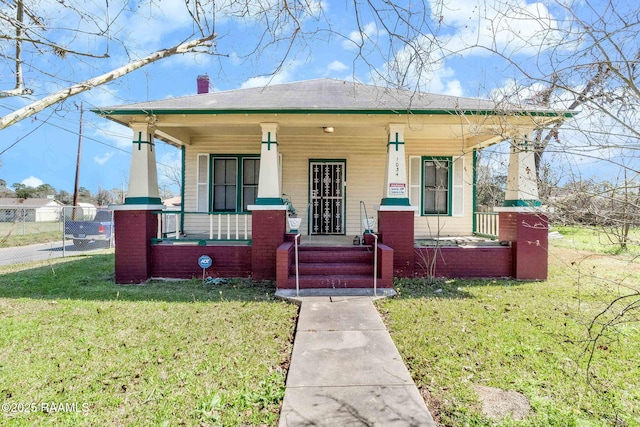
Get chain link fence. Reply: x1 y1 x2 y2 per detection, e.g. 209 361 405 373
0 205 114 267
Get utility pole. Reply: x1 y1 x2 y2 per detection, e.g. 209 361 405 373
72 102 83 219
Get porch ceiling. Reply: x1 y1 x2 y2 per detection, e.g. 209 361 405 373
111 111 559 151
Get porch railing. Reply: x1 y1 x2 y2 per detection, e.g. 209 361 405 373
473 211 499 239
155 211 252 242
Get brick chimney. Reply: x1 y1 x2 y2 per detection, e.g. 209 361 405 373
197 75 209 94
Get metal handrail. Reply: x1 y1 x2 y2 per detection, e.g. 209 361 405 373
359 200 375 242
294 233 301 297
359 201 379 295
373 233 378 297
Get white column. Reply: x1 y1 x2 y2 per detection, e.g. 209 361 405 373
503 135 541 208
255 122 283 205
381 124 410 206
125 122 163 207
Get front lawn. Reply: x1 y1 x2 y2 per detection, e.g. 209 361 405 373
379 243 640 426
0 256 297 426
2 234 638 426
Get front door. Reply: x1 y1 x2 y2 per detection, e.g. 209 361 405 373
310 160 346 235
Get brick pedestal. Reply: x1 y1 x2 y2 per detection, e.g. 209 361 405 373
251 209 286 280
377 209 415 277
114 210 157 284
498 211 548 280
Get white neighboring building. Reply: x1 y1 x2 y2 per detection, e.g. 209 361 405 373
0 198 65 222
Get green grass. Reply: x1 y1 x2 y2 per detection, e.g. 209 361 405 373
378 243 640 426
0 256 297 426
0 221 63 247
551 225 640 255
2 233 639 426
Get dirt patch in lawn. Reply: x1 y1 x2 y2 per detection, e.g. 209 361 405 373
472 385 531 421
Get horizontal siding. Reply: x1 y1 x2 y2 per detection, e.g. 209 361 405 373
405 145 475 238
183 132 475 237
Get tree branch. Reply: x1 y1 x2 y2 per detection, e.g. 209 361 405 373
0 34 215 131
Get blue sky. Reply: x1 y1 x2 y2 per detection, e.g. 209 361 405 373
0 0 632 197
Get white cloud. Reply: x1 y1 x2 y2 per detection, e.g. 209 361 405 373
327 60 348 72
432 0 566 58
22 176 44 188
94 151 115 165
90 120 131 149
375 34 463 95
240 60 301 88
342 22 386 51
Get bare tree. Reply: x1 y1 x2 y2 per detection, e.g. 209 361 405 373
0 0 218 130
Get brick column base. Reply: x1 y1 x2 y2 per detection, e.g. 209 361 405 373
377 209 415 277
114 210 157 284
251 209 286 280
498 211 548 280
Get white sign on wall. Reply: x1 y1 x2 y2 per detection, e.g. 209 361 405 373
389 183 407 195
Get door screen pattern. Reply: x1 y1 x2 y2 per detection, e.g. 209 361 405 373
310 162 345 234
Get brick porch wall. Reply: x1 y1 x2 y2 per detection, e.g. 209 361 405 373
151 245 252 279
251 209 286 280
499 211 548 280
114 210 157 284
377 210 415 277
414 246 512 278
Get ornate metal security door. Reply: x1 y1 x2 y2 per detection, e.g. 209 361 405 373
310 161 345 234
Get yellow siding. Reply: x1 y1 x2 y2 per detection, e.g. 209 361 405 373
183 130 475 238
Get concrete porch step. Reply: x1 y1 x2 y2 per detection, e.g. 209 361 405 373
280 274 377 289
275 288 397 299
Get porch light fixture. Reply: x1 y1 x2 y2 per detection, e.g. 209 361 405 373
323 126 334 133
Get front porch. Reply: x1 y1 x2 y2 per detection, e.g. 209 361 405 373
120 208 541 289
99 79 564 286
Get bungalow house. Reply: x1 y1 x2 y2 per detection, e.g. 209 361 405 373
94 79 570 291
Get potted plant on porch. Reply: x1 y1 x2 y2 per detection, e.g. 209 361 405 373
283 195 302 233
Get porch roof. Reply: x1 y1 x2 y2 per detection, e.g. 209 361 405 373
94 79 570 117
93 79 574 149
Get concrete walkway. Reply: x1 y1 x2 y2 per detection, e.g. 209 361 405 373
278 296 436 426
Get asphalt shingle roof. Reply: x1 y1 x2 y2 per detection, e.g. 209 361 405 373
96 79 561 115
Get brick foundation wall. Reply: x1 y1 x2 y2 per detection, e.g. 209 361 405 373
414 246 512 278
114 210 157 284
251 209 286 280
151 245 252 279
378 210 415 277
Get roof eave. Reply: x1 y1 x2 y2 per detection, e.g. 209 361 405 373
91 107 575 118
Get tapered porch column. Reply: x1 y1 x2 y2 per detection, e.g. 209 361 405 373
378 124 415 277
249 123 286 280
381 124 410 206
112 122 164 284
496 134 548 280
504 136 540 208
255 123 282 205
126 123 162 206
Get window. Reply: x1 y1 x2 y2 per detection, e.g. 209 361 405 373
409 155 465 217
213 158 238 211
423 158 450 214
197 155 260 213
241 158 259 211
